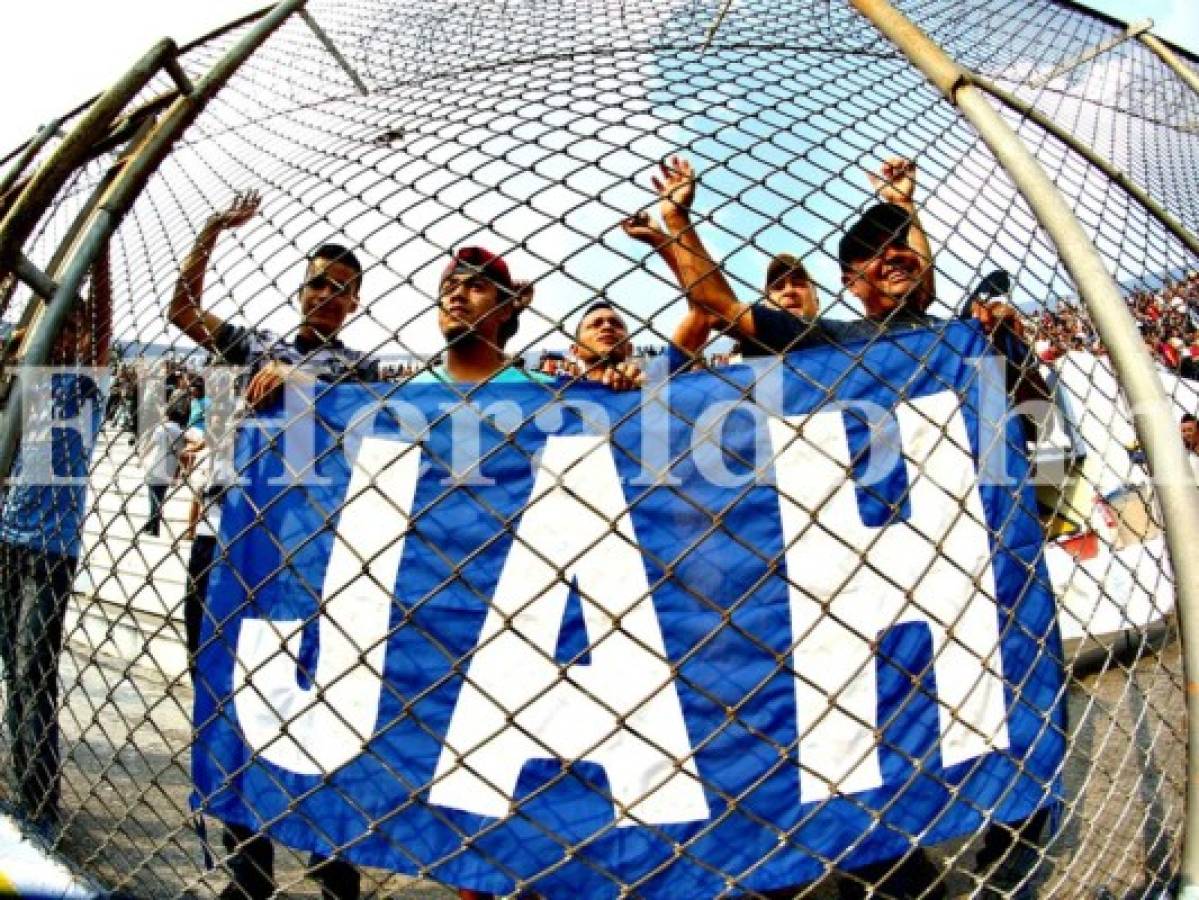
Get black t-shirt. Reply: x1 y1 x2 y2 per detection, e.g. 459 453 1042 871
745 304 1046 438
743 303 932 356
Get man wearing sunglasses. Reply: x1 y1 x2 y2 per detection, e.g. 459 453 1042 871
169 191 379 406
168 191 373 900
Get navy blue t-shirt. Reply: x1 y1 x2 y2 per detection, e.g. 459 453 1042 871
743 304 932 356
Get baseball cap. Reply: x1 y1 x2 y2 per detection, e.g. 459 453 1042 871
765 253 810 291
441 246 514 292
837 203 912 271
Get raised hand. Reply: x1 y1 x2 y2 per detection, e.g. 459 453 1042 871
972 299 1025 339
245 360 314 411
868 157 917 206
512 280 535 311
620 211 669 248
652 155 697 222
211 190 261 230
600 360 646 391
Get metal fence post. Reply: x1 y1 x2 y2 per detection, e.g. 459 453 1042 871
847 0 1199 893
1139 32 1199 99
0 0 309 491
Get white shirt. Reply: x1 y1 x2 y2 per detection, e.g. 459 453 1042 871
192 439 238 539
143 422 183 485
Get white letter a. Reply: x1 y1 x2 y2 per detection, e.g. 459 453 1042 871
429 436 708 826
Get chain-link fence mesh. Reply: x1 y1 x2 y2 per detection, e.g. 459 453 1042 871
0 0 1197 896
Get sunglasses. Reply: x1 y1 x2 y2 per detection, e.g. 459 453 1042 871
303 274 353 294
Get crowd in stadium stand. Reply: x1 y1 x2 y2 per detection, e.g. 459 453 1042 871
1026 270 1199 379
1132 271 1199 378
6 140 1194 900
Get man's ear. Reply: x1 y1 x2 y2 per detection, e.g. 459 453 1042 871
491 289 513 326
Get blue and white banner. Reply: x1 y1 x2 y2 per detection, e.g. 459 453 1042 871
193 322 1064 897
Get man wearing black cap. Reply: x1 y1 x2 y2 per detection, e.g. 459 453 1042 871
634 156 1047 899
838 157 935 314
631 156 942 356
836 184 1050 900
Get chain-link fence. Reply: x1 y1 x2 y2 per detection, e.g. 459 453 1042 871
1 0 1197 896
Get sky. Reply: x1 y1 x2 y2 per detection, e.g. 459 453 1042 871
1080 0 1197 50
0 0 1196 161
0 1 261 160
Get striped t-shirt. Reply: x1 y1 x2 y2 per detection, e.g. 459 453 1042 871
211 323 380 383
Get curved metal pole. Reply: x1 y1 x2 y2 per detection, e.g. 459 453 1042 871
0 39 179 269
0 0 309 488
847 0 1199 893
972 74 1199 260
1139 32 1199 99
0 117 66 205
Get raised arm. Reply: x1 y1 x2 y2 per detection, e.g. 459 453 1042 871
653 157 760 344
620 210 714 355
169 191 260 351
869 157 936 308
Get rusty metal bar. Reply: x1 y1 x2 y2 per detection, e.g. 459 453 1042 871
0 118 66 203
12 254 60 301
700 0 737 52
0 39 179 270
297 8 369 95
163 57 196 96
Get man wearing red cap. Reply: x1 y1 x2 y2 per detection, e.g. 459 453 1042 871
426 246 547 900
413 246 548 384
422 246 653 391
